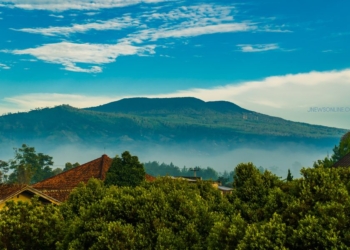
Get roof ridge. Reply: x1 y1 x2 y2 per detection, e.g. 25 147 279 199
0 185 61 205
99 154 107 179
33 154 110 186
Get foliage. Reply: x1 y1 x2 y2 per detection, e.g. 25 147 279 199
332 131 350 162
4 144 54 184
314 131 350 168
0 197 64 250
63 162 80 172
0 160 9 183
1 149 350 249
0 99 346 148
144 161 233 185
105 151 146 187
58 178 229 250
286 169 293 181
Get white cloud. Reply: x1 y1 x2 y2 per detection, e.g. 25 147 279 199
120 4 255 43
9 41 155 72
1 93 118 113
6 3 286 73
0 0 171 11
2 69 350 129
142 69 350 129
237 43 279 52
49 14 63 18
8 3 256 72
0 63 10 69
14 16 138 36
151 23 252 40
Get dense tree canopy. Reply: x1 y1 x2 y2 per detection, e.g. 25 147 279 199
0 197 63 250
104 151 146 187
1 164 350 249
1 147 350 249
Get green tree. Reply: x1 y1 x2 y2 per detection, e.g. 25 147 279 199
286 169 293 182
59 177 227 250
63 162 80 172
7 144 54 184
0 197 64 250
314 131 350 168
105 151 145 187
237 213 288 250
332 131 350 162
17 163 34 184
0 160 9 183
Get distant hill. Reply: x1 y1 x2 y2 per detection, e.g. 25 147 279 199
85 97 245 114
0 97 347 149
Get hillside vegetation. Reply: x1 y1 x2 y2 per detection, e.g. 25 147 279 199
0 98 346 148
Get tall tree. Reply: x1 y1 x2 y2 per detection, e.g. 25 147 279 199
105 151 145 187
7 144 54 184
314 131 350 168
286 169 294 182
332 131 350 162
0 160 9 183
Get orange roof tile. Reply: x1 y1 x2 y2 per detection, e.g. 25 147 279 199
33 154 156 202
33 154 113 190
332 152 350 168
0 184 27 201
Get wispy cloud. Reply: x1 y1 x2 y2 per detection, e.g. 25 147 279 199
119 4 255 43
13 16 138 36
49 14 64 18
0 0 171 11
0 63 10 69
151 23 252 40
8 42 155 73
9 3 257 73
237 43 279 52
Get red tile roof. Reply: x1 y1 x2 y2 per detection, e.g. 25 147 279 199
0 184 27 201
33 154 112 190
33 154 155 201
332 152 350 168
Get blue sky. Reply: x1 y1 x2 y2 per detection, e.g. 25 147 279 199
0 0 350 129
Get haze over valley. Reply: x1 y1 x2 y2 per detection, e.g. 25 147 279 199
0 97 346 178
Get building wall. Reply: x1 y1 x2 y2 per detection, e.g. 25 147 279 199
0 192 34 210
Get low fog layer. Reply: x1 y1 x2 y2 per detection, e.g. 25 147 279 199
0 141 334 179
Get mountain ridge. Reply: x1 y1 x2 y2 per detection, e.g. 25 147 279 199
85 97 247 115
0 97 347 149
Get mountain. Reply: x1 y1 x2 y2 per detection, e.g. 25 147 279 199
85 97 245 114
0 97 347 149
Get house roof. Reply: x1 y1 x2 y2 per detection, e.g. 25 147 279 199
33 154 113 190
332 152 350 167
33 154 156 201
0 184 61 206
0 184 26 201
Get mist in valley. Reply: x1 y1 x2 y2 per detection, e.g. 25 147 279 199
0 140 334 179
